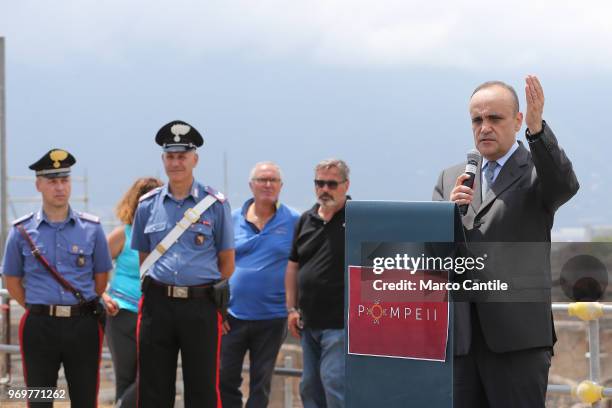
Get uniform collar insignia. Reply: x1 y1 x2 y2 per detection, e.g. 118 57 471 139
163 183 199 200
36 208 76 227
161 184 171 198
34 210 43 228
67 207 78 223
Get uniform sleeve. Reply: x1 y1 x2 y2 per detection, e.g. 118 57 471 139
131 203 151 252
92 224 113 274
214 200 235 252
1 227 24 277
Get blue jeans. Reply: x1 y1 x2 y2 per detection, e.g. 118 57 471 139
300 328 345 408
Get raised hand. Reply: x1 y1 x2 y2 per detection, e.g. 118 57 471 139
525 75 544 134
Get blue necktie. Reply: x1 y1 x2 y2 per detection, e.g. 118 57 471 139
484 161 499 194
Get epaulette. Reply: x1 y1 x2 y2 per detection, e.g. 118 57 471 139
204 185 226 203
139 186 163 202
12 212 33 226
77 212 101 224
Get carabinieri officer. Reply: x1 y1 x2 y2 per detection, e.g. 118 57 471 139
1 149 112 408
131 120 235 407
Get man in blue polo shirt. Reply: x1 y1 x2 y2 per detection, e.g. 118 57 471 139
220 161 299 408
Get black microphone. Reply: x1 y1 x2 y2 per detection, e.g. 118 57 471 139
458 149 481 216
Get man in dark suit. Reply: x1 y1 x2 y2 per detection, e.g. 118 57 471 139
433 76 579 408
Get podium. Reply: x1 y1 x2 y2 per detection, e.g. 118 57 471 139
345 201 458 408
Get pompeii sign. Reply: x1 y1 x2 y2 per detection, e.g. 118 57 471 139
347 266 449 361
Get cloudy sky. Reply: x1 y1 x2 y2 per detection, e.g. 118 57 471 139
1 0 611 229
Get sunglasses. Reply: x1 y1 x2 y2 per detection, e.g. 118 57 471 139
314 179 345 189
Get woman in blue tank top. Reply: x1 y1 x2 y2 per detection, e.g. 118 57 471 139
102 177 162 408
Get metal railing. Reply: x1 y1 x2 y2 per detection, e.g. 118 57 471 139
2 288 611 406
0 342 300 408
548 302 612 406
0 288 301 407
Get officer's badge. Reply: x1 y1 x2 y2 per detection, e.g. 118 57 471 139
171 123 191 139
49 150 68 169
72 244 79 253
77 254 86 267
195 233 205 246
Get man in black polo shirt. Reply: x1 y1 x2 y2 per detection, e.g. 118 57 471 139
285 158 350 408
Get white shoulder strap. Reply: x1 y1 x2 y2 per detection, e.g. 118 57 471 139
139 194 217 279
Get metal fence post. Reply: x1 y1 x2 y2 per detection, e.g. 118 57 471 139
0 36 10 386
587 318 602 408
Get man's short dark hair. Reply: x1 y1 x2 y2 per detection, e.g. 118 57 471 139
471 81 520 113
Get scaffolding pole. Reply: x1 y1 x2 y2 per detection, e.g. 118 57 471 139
0 36 11 384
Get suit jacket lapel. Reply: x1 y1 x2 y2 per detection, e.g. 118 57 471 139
476 142 529 216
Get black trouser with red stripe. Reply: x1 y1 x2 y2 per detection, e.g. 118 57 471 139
137 283 222 408
19 310 104 408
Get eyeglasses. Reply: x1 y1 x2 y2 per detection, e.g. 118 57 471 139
314 179 346 189
252 177 281 185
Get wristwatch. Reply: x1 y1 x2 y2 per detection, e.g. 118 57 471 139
287 307 299 314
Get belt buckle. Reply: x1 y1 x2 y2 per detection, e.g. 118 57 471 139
54 305 72 317
171 286 189 299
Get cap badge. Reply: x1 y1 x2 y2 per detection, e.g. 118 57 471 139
49 150 68 169
170 124 191 144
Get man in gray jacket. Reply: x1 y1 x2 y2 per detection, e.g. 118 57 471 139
433 76 579 408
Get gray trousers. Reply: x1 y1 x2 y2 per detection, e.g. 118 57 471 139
106 309 138 408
